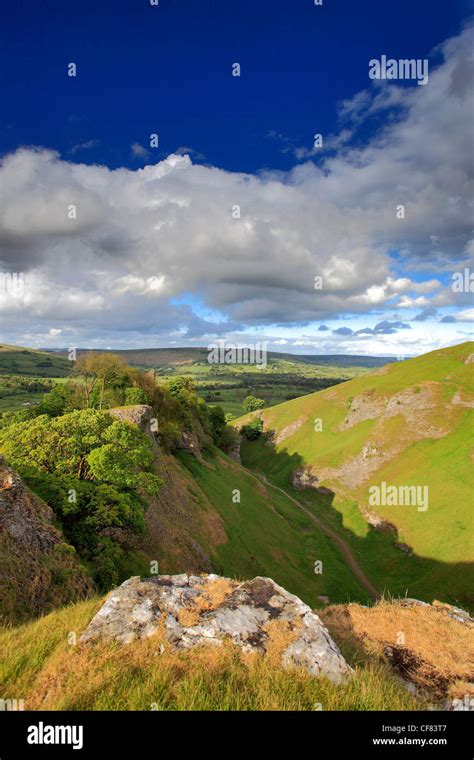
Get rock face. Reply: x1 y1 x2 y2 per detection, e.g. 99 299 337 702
108 404 154 432
0 459 94 623
224 432 241 463
290 465 332 495
81 574 352 684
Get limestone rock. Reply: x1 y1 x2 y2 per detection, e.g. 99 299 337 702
108 404 154 432
0 459 94 623
290 465 332 495
81 574 352 683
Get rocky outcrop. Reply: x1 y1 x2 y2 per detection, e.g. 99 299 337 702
222 430 241 463
81 574 352 683
363 509 397 533
267 416 307 446
290 465 332 495
108 404 154 432
178 430 203 459
0 459 94 623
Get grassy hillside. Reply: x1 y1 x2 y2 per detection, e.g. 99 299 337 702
236 343 474 609
0 344 70 377
175 450 370 607
60 346 392 371
2 593 471 711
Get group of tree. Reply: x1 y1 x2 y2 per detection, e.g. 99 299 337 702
0 352 251 587
0 409 161 589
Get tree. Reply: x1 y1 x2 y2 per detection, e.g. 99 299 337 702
74 352 130 409
243 395 265 413
0 408 162 590
87 421 161 495
37 383 80 417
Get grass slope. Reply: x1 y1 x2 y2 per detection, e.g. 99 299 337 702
0 597 422 711
236 343 474 609
0 344 70 377
176 450 372 607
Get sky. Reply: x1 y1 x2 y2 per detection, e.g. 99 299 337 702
0 0 473 356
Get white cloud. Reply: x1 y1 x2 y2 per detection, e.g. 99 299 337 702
457 308 474 321
0 26 473 352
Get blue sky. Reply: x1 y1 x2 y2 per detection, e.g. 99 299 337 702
1 0 467 173
0 0 473 355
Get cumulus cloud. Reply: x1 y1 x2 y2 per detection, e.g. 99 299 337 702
0 26 473 349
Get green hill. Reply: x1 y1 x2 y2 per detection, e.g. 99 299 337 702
236 343 474 609
58 346 392 372
0 344 70 377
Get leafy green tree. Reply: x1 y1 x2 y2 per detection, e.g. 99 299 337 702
87 421 161 495
208 405 226 443
37 383 78 417
243 395 265 412
0 409 162 589
74 352 131 409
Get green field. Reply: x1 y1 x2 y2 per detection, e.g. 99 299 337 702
0 343 383 415
153 355 376 416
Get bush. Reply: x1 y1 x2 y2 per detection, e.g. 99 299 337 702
241 416 263 440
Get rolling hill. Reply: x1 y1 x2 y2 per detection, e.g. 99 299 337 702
0 344 70 377
236 342 474 609
48 346 394 371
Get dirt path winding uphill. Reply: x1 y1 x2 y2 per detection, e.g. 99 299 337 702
247 469 380 602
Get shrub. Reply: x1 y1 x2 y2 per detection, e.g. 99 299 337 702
241 416 263 440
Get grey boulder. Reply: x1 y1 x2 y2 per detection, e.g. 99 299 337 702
81 574 352 684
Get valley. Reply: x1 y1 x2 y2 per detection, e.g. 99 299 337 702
0 339 472 714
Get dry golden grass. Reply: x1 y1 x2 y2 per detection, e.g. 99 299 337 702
177 577 236 627
263 619 302 665
321 600 474 700
0 596 423 711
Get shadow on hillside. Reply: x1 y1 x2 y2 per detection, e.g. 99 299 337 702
240 431 474 614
